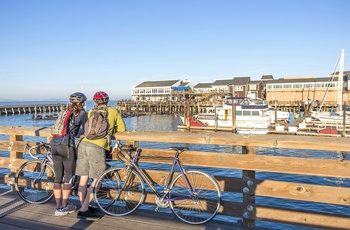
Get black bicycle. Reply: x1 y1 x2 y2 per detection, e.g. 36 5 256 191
93 141 221 225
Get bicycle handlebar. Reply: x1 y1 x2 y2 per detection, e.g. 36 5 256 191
113 140 139 163
23 142 51 159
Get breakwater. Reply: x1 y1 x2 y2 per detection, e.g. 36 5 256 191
0 104 67 116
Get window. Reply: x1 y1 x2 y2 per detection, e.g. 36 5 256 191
249 85 257 90
273 85 282 89
252 111 260 116
235 86 243 91
242 111 251 116
304 83 314 88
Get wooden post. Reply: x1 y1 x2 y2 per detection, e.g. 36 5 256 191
9 134 23 191
185 103 190 130
232 103 237 133
274 109 278 126
242 146 256 228
342 102 346 137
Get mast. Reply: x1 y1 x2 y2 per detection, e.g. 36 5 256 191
337 49 344 113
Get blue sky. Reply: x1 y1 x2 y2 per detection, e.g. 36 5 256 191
1 0 349 101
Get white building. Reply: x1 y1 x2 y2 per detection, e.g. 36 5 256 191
131 79 191 101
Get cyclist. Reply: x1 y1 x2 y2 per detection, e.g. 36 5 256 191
50 92 88 216
76 91 126 219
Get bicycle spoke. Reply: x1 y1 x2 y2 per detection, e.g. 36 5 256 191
15 161 55 204
169 170 221 225
94 168 145 216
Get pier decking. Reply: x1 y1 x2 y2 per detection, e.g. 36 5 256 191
0 189 237 230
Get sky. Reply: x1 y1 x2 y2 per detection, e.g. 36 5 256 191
1 0 350 101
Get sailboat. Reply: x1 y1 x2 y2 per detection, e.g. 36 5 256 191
312 49 350 123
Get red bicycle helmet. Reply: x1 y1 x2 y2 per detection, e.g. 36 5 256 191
93 91 109 104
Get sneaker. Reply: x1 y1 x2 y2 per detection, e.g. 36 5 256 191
59 203 77 215
88 206 98 214
77 210 98 220
54 207 64 217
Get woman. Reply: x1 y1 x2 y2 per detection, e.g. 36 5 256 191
50 92 87 216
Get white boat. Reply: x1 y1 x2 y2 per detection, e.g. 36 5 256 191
181 97 272 134
312 49 350 123
226 95 290 122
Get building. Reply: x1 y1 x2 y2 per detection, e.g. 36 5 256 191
131 79 191 101
265 72 350 105
131 71 350 104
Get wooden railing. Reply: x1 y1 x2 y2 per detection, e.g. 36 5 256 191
0 126 349 229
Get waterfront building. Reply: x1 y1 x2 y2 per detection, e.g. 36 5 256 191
265 72 350 105
131 79 191 101
131 71 349 104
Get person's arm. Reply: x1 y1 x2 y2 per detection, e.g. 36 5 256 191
116 111 126 132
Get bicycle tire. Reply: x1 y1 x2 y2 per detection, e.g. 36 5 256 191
15 160 55 204
94 167 145 216
169 170 221 225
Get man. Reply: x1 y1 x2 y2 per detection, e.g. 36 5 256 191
76 91 126 219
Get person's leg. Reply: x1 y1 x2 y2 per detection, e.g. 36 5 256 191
61 146 76 208
79 179 96 212
75 141 89 207
52 145 64 209
77 142 106 217
53 183 62 208
78 175 89 206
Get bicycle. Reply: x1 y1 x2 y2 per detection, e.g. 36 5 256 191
14 142 56 204
93 141 222 225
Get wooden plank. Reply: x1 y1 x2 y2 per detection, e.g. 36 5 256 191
1 127 350 152
255 206 350 229
253 179 350 206
119 148 350 178
113 130 350 152
0 191 235 230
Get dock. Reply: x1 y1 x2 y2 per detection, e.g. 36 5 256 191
0 188 238 230
0 104 67 116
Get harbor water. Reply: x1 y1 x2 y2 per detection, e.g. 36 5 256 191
0 100 349 229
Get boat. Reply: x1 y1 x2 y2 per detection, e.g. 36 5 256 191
312 49 350 123
226 95 291 122
180 96 273 134
32 113 58 120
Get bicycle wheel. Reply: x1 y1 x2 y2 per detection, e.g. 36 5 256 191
94 167 145 216
169 170 221 225
15 160 55 204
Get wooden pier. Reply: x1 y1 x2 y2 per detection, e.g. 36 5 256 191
116 100 347 116
0 104 67 116
0 126 349 229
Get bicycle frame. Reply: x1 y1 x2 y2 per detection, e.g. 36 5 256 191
24 143 53 184
125 148 195 202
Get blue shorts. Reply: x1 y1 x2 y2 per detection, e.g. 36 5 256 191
76 141 106 179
